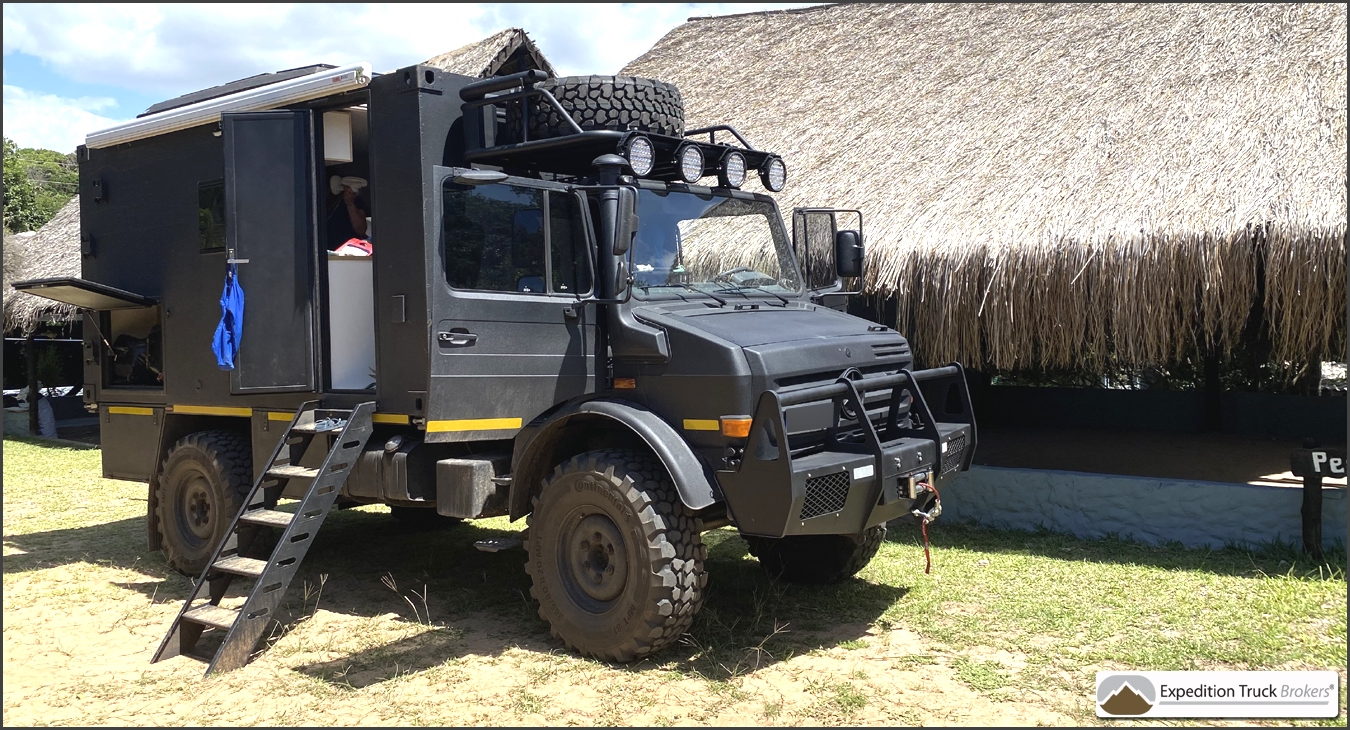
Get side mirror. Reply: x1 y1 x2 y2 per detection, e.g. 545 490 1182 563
613 186 638 256
835 229 864 279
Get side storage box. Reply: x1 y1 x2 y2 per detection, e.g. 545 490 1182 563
100 405 162 481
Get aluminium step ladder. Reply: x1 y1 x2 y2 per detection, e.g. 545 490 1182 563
151 401 375 675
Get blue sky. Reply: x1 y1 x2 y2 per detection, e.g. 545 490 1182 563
3 3 818 153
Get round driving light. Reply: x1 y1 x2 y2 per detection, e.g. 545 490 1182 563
677 144 705 183
720 150 746 188
625 135 655 176
760 156 787 192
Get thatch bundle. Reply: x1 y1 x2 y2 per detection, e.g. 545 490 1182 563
623 3 1347 370
3 197 80 333
422 27 555 78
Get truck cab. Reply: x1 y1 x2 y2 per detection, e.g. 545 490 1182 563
15 62 975 666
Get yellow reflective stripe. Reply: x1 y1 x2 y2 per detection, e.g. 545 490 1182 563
683 419 720 431
172 405 253 417
426 417 522 432
372 413 411 425
266 411 294 422
108 406 154 416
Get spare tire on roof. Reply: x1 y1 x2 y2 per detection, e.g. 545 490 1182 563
506 75 685 142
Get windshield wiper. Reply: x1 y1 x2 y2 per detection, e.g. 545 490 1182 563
716 284 790 306
642 282 727 306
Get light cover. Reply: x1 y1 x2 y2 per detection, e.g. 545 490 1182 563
760 156 787 192
678 144 704 182
720 151 746 188
626 135 655 176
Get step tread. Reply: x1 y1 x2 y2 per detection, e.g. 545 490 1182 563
266 464 320 479
237 509 294 528
213 555 267 578
292 418 348 434
183 604 238 631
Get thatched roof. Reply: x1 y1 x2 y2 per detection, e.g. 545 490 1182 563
422 28 555 78
3 196 80 334
624 3 1347 371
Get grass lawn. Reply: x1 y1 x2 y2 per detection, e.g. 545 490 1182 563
3 435 1346 725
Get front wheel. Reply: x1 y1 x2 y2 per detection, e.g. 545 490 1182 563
744 525 887 584
525 449 707 661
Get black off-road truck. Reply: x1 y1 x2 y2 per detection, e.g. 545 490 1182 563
15 63 975 673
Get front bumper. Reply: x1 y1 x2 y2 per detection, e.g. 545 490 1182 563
715 364 976 538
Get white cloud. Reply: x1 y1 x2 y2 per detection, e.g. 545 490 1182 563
2 85 126 152
2 3 821 94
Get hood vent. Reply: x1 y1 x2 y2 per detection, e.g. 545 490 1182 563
872 342 910 358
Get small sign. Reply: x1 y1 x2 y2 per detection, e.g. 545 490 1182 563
1290 448 1347 478
1096 671 1340 718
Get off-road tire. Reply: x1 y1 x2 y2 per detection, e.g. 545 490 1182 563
389 505 461 530
525 449 706 662
153 430 252 576
744 525 887 584
507 75 685 142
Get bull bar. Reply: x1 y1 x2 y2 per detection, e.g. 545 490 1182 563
715 364 977 538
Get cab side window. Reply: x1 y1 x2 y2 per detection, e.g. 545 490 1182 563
443 181 591 295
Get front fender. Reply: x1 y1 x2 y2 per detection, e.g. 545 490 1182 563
509 398 722 520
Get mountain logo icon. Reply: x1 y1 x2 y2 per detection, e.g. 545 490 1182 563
1097 674 1157 716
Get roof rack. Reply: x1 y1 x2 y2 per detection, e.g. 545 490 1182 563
459 71 778 183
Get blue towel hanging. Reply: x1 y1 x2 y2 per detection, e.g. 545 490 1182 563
212 262 244 370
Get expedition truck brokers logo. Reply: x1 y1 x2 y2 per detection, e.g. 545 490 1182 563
1096 671 1340 719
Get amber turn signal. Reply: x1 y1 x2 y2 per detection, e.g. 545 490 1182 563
720 416 752 438
613 378 636 389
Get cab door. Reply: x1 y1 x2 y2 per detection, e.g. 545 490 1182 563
222 110 318 393
428 169 597 440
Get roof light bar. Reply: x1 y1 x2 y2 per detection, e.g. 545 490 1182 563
760 156 787 192
719 150 747 188
85 62 374 149
624 135 655 176
677 143 705 183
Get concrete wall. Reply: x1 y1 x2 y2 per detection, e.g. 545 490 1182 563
941 466 1347 550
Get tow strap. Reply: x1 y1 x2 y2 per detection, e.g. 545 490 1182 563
910 481 943 575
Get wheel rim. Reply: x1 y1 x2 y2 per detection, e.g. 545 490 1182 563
178 473 214 544
559 509 629 610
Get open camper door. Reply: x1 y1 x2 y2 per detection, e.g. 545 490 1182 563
222 110 318 393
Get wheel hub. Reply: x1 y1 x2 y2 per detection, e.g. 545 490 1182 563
183 476 213 541
567 513 628 604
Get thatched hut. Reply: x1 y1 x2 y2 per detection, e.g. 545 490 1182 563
623 3 1347 373
1 29 554 336
3 197 81 334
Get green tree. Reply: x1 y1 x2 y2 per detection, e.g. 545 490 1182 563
3 137 43 233
16 146 78 224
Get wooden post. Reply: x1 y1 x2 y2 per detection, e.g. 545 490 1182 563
1202 353 1221 431
25 330 39 436
1300 473 1323 560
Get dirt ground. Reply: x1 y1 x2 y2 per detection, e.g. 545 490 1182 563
4 437 1344 726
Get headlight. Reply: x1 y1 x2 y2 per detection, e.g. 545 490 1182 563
625 135 655 176
759 156 786 192
677 144 704 183
719 150 746 188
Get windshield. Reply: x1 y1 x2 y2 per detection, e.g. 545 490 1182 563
630 189 802 300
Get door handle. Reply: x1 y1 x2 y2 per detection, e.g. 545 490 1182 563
438 331 478 346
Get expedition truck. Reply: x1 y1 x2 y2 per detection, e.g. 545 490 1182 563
15 62 976 673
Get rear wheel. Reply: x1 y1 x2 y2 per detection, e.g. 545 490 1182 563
525 449 706 661
153 430 252 576
744 525 887 584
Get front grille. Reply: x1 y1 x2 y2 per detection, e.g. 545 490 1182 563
799 472 850 520
941 432 968 475
871 342 910 358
